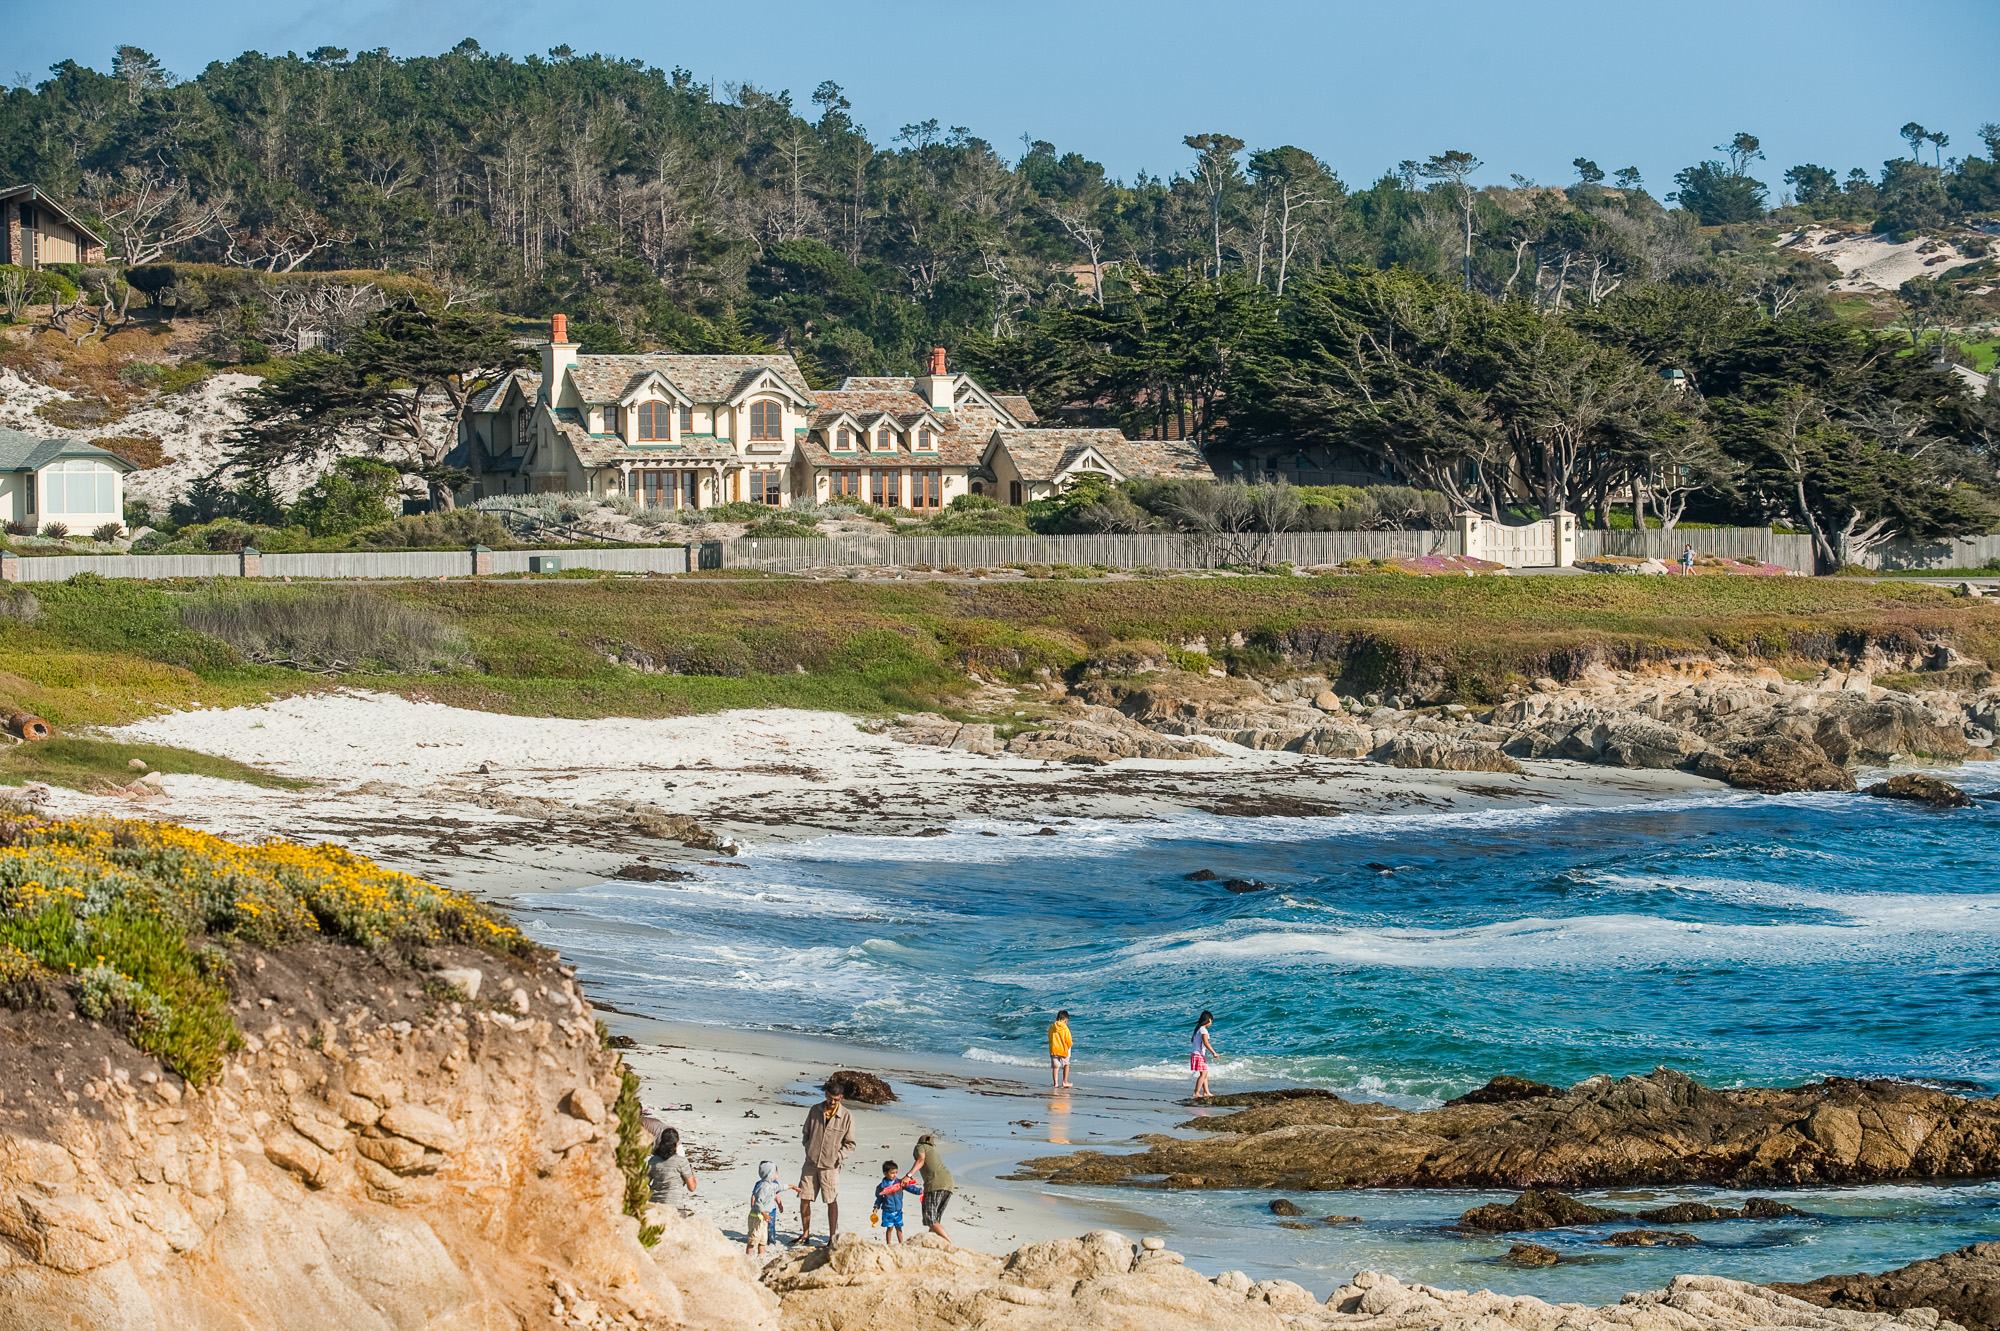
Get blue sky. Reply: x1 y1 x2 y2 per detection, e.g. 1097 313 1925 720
11 0 1996 192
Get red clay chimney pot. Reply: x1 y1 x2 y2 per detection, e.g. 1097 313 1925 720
929 346 947 376
552 313 569 344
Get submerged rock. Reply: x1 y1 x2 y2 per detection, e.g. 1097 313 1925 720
1458 1189 1631 1233
1270 1199 1307 1216
1867 774 1975 808
1601 1229 1702 1247
1503 1242 1561 1266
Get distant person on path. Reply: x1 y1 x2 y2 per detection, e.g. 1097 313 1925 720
648 1126 697 1218
798 1081 856 1246
1048 1009 1074 1088
747 1160 792 1257
872 1159 920 1244
1681 544 1696 576
903 1132 955 1243
1190 1011 1220 1099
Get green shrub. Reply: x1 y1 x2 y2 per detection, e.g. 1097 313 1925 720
289 458 402 537
354 509 512 549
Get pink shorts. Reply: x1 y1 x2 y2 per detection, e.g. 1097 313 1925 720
1191 1053 1207 1073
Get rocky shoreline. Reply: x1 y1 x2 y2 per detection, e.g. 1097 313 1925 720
886 652 1996 794
1015 1068 2000 1192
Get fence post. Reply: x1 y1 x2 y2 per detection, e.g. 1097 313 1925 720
1457 511 1484 563
0 552 17 583
1550 511 1577 567
470 545 493 576
239 547 260 578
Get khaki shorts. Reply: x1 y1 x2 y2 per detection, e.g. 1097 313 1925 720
797 1165 840 1201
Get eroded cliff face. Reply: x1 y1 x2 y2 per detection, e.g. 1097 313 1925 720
0 940 776 1331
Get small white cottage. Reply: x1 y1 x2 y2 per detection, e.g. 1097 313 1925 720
0 428 132 534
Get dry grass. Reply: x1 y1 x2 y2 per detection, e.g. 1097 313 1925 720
180 587 469 673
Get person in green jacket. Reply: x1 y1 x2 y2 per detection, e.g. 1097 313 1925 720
902 1132 954 1243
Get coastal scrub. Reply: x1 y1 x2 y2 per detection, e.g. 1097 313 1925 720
0 817 534 1082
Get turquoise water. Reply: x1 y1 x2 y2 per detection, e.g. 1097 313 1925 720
517 777 2000 1295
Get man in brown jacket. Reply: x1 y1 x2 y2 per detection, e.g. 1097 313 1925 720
797 1081 857 1245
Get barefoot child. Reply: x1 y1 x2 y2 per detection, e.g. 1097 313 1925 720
872 1160 920 1243
746 1160 794 1257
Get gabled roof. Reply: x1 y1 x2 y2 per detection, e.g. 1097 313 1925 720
992 395 1038 424
833 372 1029 430
566 354 815 407
0 427 134 473
796 432 985 469
0 185 107 249
985 428 1209 483
468 369 542 414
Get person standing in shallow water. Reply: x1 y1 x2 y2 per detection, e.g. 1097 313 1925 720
1048 1009 1074 1088
1190 1011 1220 1099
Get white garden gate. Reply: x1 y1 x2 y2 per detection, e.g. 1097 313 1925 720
1458 511 1576 568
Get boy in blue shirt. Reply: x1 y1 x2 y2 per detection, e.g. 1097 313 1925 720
872 1159 920 1243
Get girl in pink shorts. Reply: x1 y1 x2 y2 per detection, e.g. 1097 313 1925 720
1190 1010 1219 1098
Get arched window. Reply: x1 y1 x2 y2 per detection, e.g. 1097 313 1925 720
750 399 783 440
918 427 934 450
876 428 893 451
637 401 670 440
836 427 852 451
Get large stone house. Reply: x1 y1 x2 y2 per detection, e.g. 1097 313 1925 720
0 186 107 269
460 320 1211 509
0 428 131 531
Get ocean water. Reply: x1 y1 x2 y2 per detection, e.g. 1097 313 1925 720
515 775 2000 1295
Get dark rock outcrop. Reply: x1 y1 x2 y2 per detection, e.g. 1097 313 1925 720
1867 774 1975 808
1695 735 1857 793
1771 1242 2000 1331
1601 1229 1701 1247
1447 1075 1564 1107
1504 1243 1561 1267
1269 1199 1306 1216
1018 1067 2000 1193
826 1070 897 1105
1458 1190 1630 1233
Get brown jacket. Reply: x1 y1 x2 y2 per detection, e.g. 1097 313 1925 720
801 1100 856 1169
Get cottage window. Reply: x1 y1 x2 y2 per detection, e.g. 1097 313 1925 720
915 469 942 508
750 469 783 505
1009 480 1023 505
604 405 621 435
637 402 670 441
44 459 116 515
750 399 783 440
829 469 861 498
835 427 852 451
876 428 893 451
516 410 532 448
870 469 900 508
680 405 694 433
918 427 934 451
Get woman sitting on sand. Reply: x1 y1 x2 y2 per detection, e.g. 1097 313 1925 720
1190 1011 1220 1099
649 1126 698 1218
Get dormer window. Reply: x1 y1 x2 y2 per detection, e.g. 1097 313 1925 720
750 399 783 440
876 428 893 451
680 405 694 433
637 401 670 440
918 427 934 451
836 427 852 451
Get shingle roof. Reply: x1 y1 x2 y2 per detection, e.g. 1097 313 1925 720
549 412 742 468
0 427 134 472
988 429 1209 483
468 369 541 414
567 355 814 406
796 431 985 469
992 395 1038 424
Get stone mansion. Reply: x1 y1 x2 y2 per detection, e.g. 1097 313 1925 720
457 316 1211 509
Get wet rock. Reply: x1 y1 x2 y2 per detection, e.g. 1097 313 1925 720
1446 1075 1563 1106
1743 1197 1811 1218
1772 1241 2000 1331
1601 1229 1701 1247
1504 1243 1561 1267
1019 1067 2000 1194
1269 1199 1306 1216
1635 1202 1740 1223
1177 1089 1339 1109
614 864 696 882
825 1070 897 1105
1222 879 1270 894
1458 1190 1632 1233
1185 869 1220 881
1867 774 1975 808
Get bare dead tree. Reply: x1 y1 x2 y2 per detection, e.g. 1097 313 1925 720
78 166 230 265
1045 202 1108 308
263 281 384 352
224 200 354 273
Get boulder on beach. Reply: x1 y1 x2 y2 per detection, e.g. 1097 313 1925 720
1867 773 1975 808
1695 735 1857 793
1373 734 1524 774
825 1070 898 1104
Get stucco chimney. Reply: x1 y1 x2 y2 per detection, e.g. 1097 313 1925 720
916 347 953 412
542 313 578 400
